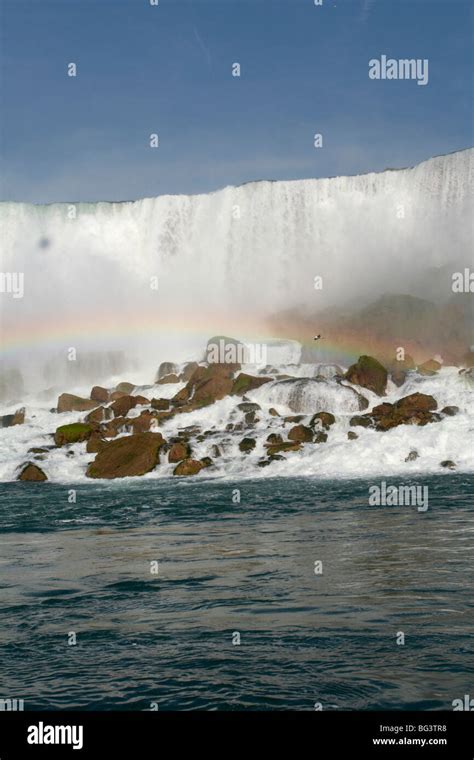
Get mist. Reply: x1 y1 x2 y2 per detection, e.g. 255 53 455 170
0 148 472 400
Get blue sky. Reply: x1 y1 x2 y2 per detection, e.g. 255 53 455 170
0 0 472 202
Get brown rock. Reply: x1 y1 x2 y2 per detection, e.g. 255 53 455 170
130 411 158 434
168 441 191 463
90 386 110 403
309 412 335 430
347 431 358 440
110 390 128 401
157 373 181 385
268 408 280 417
350 415 373 428
174 363 239 408
288 424 313 442
313 432 328 443
86 432 165 479
180 362 200 382
57 393 97 413
109 395 145 418
266 441 301 456
418 359 441 376
101 417 128 438
155 362 177 381
239 437 256 454
151 398 170 411
440 460 456 469
266 433 283 445
173 458 204 476
86 433 108 454
17 463 47 481
85 406 108 424
345 355 388 396
115 382 135 394
441 406 459 416
0 407 25 427
232 373 272 396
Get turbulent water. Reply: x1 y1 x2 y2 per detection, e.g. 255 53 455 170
0 475 472 711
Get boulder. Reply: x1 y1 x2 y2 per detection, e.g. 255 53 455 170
180 362 200 382
288 424 313 443
157 373 181 385
237 402 261 413
155 362 177 382
130 411 158 434
173 458 204 476
17 463 47 482
174 363 239 408
86 432 165 479
239 437 256 454
90 386 110 403
168 441 191 463
151 398 170 411
211 444 222 458
418 359 441 376
100 417 129 438
313 432 328 443
309 411 335 430
86 433 108 454
85 406 110 424
371 393 438 431
266 441 301 456
269 408 280 417
115 382 135 394
232 373 272 396
350 415 373 428
390 369 407 387
0 407 25 427
57 393 97 413
283 415 305 424
441 406 459 416
55 423 93 446
200 457 213 468
110 390 128 401
266 433 283 445
109 394 146 418
440 460 456 470
345 355 388 396
347 431 358 440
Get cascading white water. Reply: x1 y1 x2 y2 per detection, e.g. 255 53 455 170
0 148 472 393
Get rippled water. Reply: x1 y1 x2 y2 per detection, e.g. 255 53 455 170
0 475 473 710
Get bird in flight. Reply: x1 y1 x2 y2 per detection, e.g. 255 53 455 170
313 334 322 341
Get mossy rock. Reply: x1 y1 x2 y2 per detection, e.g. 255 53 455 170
54 423 93 446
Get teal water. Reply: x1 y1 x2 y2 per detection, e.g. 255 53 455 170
0 475 473 711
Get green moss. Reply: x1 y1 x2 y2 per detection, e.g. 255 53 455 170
55 423 93 445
